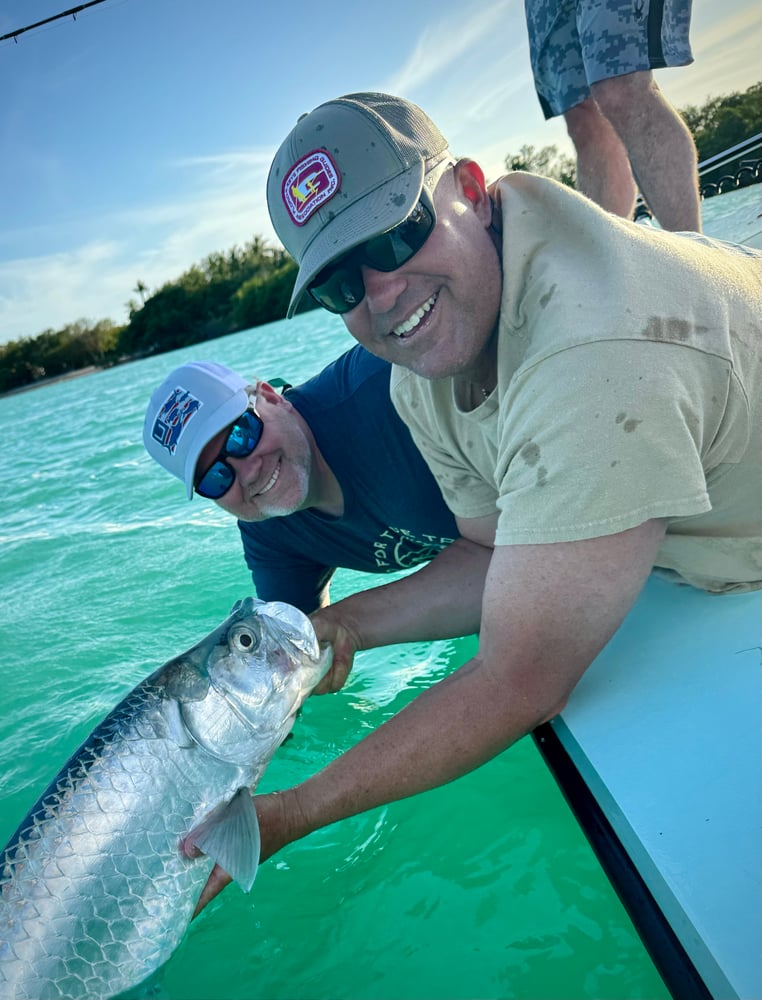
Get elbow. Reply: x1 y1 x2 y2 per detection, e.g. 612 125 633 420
535 691 569 726
513 677 573 730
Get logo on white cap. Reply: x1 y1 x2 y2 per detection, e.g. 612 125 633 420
282 150 340 226
151 387 202 455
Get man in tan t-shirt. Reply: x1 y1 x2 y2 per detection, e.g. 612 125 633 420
187 92 761 911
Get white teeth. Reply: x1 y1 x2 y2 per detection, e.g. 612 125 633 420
391 294 436 337
257 464 279 496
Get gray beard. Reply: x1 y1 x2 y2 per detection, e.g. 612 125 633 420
254 458 311 518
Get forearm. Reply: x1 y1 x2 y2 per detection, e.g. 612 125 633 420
285 522 665 853
276 648 550 847
196 526 665 913
314 536 491 651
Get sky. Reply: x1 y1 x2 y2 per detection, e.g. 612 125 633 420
0 0 760 344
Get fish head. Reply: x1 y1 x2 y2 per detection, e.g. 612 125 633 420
208 597 329 707
172 597 331 765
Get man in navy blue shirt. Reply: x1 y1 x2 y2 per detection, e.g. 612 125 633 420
143 346 459 613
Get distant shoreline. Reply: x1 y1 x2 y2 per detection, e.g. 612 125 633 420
0 365 102 398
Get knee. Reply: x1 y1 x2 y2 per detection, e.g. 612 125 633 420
591 71 656 125
564 98 606 148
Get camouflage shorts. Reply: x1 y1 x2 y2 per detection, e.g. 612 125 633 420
525 0 694 119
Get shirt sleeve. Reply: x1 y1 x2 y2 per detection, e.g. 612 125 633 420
493 339 728 544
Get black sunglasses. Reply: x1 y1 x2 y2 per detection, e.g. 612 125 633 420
307 196 436 314
195 408 263 500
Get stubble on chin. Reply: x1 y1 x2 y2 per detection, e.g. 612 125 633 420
252 460 311 519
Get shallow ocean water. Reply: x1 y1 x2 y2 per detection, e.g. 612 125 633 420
1 186 758 999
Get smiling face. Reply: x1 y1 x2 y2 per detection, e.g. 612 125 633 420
195 383 315 522
341 160 502 384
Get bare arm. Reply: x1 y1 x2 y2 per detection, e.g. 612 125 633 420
192 517 667 915
291 519 666 818
312 521 495 692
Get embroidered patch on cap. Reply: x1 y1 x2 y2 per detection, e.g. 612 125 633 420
282 150 340 226
151 387 201 454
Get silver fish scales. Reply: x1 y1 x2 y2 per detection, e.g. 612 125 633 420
0 598 330 999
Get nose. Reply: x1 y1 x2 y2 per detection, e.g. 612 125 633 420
360 264 408 314
227 448 261 485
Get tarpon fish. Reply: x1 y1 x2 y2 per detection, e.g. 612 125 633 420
0 598 330 1000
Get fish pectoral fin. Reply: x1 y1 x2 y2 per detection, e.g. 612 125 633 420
187 788 261 892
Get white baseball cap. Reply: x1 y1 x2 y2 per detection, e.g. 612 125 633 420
143 361 249 499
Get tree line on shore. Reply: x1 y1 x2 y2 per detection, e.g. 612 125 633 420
0 239 304 393
1 83 759 394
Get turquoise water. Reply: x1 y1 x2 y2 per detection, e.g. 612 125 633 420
3 187 757 1000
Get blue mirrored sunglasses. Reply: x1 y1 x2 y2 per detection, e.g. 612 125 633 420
194 408 263 500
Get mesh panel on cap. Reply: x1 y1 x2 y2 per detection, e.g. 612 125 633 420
339 93 448 163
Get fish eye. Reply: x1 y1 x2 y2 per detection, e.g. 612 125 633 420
230 627 258 652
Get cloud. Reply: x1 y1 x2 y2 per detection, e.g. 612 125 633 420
0 241 126 339
692 5 762 57
384 0 508 95
657 7 762 108
2 0 758 346
0 149 279 342
373 0 547 179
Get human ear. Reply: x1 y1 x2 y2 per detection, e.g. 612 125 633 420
453 159 491 222
256 380 292 409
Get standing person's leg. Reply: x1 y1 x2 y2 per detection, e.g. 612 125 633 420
579 0 701 231
525 0 640 219
563 97 638 218
590 71 701 231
